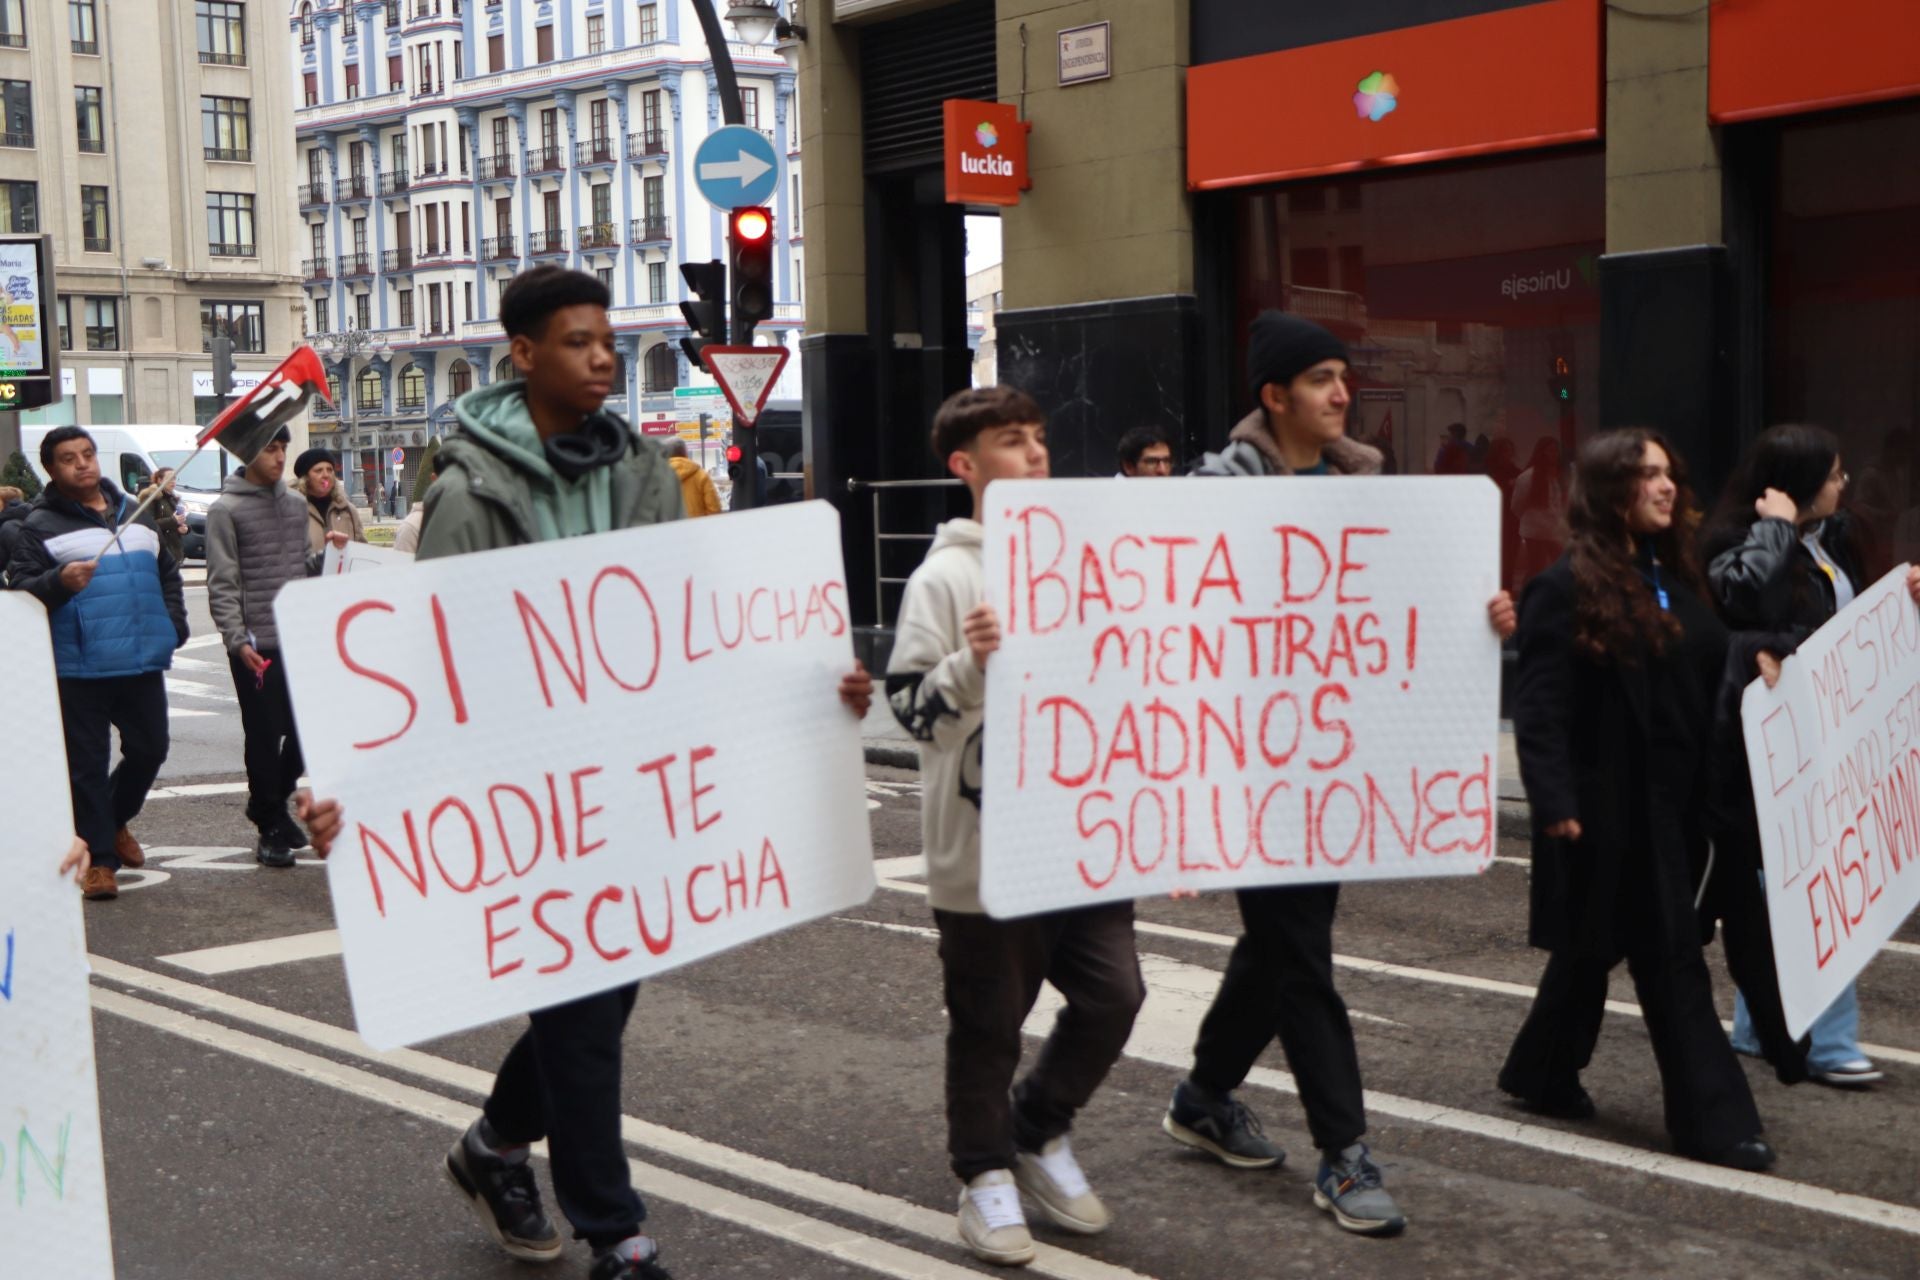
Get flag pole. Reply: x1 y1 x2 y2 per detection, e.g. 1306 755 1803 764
89 442 207 566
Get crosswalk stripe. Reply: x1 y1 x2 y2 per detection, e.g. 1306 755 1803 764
166 678 237 703
161 929 343 974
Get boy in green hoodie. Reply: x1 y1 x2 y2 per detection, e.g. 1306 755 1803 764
301 266 873 1280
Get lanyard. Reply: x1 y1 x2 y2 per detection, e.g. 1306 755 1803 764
1640 560 1670 611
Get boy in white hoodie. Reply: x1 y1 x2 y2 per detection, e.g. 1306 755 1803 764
886 386 1146 1267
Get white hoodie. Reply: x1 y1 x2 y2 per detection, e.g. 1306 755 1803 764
885 518 987 912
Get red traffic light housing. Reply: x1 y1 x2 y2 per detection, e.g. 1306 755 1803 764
728 206 775 346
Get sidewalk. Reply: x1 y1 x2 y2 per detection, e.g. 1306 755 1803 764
859 698 1532 835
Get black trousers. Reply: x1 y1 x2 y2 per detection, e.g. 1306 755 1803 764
934 903 1145 1182
484 983 646 1249
1190 883 1367 1154
228 648 304 832
1499 932 1763 1153
1711 834 1811 1084
59 672 170 870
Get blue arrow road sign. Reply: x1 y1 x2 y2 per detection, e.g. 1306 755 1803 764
693 125 780 211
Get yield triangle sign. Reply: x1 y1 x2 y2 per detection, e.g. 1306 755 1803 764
698 345 790 427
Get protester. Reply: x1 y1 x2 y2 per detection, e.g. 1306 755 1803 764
207 427 338 867
1172 311 1516 1237
663 437 721 517
6 427 187 900
302 266 868 1280
887 384 1146 1267
391 450 446 554
294 448 366 553
1115 426 1173 477
1499 428 1774 1170
1700 425 1920 1089
137 467 188 566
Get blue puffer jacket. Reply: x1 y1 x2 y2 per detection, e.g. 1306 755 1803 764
4 480 188 678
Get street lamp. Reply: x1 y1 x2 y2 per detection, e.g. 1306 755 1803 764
725 0 779 46
316 324 392 511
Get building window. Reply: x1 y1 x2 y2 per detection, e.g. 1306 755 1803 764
636 2 657 44
792 174 802 233
313 295 330 333
488 32 503 72
56 294 71 350
74 86 104 152
535 23 553 63
80 185 109 251
595 265 613 294
69 0 97 53
398 288 414 327
0 179 35 232
590 98 609 146
342 4 355 36
463 280 472 322
495 353 514 381
448 359 472 397
201 300 265 353
356 366 382 412
643 343 676 392
195 0 245 64
648 261 665 304
586 13 604 53
84 296 120 351
741 87 759 130
310 221 326 264
0 0 24 49
345 61 360 99
299 2 314 46
354 290 371 330
303 71 318 108
385 0 399 27
397 362 425 410
591 182 612 226
1 80 33 147
206 191 257 256
201 95 252 162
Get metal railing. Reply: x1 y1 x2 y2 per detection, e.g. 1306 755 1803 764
628 129 667 157
575 137 618 166
78 136 106 153
525 146 564 174
338 252 373 276
198 50 244 66
481 234 517 261
303 257 331 280
299 183 326 206
334 176 371 201
528 229 567 255
412 161 448 183
382 248 414 272
578 222 620 250
0 131 34 148
478 152 514 181
204 146 250 162
629 216 670 243
846 478 967 625
210 242 256 257
379 170 410 196
83 235 110 253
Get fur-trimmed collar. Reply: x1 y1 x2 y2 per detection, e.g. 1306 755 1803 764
1227 409 1383 476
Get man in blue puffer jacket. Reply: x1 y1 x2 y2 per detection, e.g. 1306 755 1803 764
6 426 188 901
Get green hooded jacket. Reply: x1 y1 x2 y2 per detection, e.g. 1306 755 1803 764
417 381 685 561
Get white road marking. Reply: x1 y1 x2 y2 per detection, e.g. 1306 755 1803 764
1886 941 1920 958
166 677 237 703
871 879 1920 1067
89 960 1159 1280
161 928 343 975
144 844 324 869
169 654 228 673
872 855 925 879
180 634 225 651
146 782 251 799
168 708 216 718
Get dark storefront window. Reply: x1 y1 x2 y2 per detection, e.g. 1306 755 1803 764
1765 103 1920 573
1233 149 1604 592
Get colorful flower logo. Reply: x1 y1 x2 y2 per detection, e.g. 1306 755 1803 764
975 122 999 149
1353 71 1400 122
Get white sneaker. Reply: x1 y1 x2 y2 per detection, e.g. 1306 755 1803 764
1014 1135 1111 1235
958 1170 1036 1266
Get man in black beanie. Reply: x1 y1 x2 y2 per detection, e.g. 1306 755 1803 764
1164 310 1517 1237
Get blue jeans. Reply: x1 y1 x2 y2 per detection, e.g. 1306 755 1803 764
1731 982 1864 1070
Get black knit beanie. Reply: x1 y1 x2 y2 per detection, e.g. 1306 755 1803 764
293 447 337 479
1246 310 1349 401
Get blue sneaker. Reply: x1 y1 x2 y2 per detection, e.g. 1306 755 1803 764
1162 1079 1285 1169
1312 1143 1405 1237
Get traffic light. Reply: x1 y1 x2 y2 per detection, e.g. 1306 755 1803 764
728 206 774 346
0 378 56 411
679 260 727 367
1548 354 1575 406
727 425 759 511
211 333 235 400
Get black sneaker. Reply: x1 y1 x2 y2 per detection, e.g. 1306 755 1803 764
270 816 311 851
254 835 296 869
444 1126 564 1263
590 1235 672 1279
1162 1078 1286 1169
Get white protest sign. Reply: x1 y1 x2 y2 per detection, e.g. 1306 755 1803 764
321 540 413 576
1741 564 1920 1038
0 594 116 1278
980 478 1501 918
274 501 874 1050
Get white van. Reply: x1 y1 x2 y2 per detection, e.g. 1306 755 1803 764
22 425 232 560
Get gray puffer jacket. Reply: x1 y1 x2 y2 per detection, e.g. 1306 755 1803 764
206 472 320 654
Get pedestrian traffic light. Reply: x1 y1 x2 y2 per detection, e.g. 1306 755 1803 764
1548 354 1575 405
728 206 774 346
727 424 759 511
679 260 727 367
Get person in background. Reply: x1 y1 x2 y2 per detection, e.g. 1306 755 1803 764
663 437 721 517
1433 421 1473 475
392 451 447 554
0 484 32 585
1501 427 1774 1171
294 448 366 554
6 427 188 901
1115 427 1174 477
137 467 188 567
1700 424 1920 1089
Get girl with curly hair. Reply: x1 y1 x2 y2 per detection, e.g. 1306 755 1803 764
1499 428 1773 1171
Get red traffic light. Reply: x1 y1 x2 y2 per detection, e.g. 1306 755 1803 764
726 445 744 463
732 208 772 242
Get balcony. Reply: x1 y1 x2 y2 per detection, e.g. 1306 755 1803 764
73 38 99 55
417 244 452 262
303 257 331 280
629 216 670 245
575 137 618 167
0 131 33 148
205 146 252 163
198 50 245 67
627 129 667 159
528 229 567 256
578 222 620 251
0 33 23 49
83 236 110 253
78 136 106 154
210 242 257 258
525 146 565 175
481 234 517 261
412 161 450 185
396 392 427 411
382 248 414 272
299 182 327 207
334 176 372 202
338 252 373 277
379 170 410 197
478 152 514 182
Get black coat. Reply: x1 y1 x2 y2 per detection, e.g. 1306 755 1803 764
1512 556 1728 958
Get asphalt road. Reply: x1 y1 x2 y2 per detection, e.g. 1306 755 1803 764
73 584 1920 1279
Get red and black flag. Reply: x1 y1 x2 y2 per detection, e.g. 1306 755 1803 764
199 346 332 464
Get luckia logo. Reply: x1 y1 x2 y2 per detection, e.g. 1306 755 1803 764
1353 71 1400 122
974 122 999 149
960 119 1014 178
